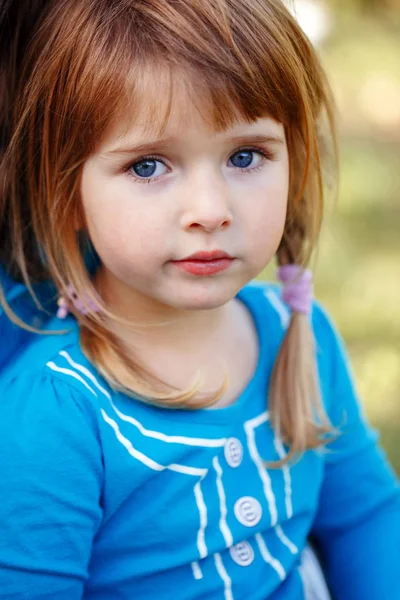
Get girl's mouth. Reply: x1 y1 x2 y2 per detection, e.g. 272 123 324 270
171 250 234 276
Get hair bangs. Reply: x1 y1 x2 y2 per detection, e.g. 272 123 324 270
108 61 277 146
66 0 307 149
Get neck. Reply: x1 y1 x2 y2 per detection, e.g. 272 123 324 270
93 267 257 405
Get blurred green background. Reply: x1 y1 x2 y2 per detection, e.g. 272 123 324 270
318 1 400 474
264 1 400 472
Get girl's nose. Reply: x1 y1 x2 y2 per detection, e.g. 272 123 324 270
180 173 233 233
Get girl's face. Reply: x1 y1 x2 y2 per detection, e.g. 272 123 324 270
81 86 289 315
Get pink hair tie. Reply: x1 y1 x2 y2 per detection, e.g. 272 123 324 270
57 284 100 319
277 264 313 315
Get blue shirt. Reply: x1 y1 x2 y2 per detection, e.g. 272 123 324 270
0 281 399 599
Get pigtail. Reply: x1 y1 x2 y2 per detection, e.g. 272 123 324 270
264 22 339 464
268 221 335 467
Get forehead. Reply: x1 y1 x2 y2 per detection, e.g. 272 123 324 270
100 61 276 149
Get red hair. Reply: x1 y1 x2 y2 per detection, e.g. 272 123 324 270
1 0 337 463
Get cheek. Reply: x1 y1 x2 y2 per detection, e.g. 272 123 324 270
236 167 289 268
88 211 164 275
246 206 286 264
242 174 289 240
81 170 166 272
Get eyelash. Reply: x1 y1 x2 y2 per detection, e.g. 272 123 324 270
125 146 277 184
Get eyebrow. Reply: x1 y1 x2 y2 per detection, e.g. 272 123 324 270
104 136 177 157
228 134 285 148
104 133 285 157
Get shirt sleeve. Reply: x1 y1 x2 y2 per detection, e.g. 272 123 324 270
310 305 400 600
0 371 103 599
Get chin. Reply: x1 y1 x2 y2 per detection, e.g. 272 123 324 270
170 281 240 311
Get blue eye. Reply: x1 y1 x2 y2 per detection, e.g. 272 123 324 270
131 158 167 179
230 150 257 169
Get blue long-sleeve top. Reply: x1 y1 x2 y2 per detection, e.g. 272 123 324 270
0 281 399 599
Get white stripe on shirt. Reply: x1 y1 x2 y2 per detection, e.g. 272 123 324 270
213 456 233 548
263 289 290 329
244 414 278 527
46 362 98 396
255 533 286 581
214 553 234 600
194 480 208 559
275 525 298 555
273 436 293 519
58 351 227 448
101 409 207 477
191 561 203 580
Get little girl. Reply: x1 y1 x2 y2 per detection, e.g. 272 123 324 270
0 1 399 599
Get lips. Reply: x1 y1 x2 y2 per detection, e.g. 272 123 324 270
181 250 233 261
171 250 234 276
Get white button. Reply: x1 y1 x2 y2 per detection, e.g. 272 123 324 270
234 496 262 527
229 541 255 567
224 437 243 468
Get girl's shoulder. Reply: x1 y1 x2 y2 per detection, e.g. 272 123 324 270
0 311 108 429
0 321 104 500
0 268 104 404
